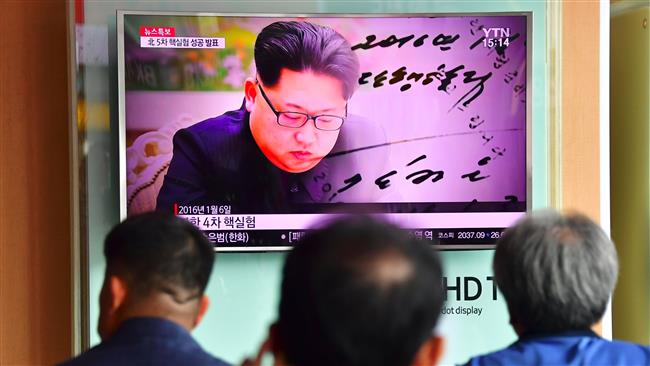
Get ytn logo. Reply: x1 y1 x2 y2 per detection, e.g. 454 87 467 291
482 27 511 38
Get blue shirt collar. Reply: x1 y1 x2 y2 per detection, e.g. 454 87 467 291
108 317 199 346
519 328 601 341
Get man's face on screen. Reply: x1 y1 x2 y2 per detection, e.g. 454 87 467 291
247 69 346 173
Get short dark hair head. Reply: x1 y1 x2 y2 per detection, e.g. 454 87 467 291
104 212 215 303
254 21 360 99
493 210 618 334
278 216 444 366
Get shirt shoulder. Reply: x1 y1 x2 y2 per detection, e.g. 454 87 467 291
461 347 525 366
462 336 650 366
57 342 231 366
588 338 650 365
174 106 253 169
58 318 232 366
182 107 248 144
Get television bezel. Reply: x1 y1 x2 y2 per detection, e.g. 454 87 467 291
117 10 533 251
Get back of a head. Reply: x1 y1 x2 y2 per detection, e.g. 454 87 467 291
254 20 360 99
104 212 215 304
493 210 618 334
278 216 444 366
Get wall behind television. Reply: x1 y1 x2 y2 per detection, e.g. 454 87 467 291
75 1 548 364
1 2 71 365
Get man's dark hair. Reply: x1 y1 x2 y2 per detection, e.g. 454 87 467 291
278 216 444 366
254 21 360 99
493 210 618 334
104 212 215 303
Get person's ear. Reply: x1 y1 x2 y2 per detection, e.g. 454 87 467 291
192 295 210 329
411 335 444 366
268 322 289 365
268 323 281 355
241 336 272 366
244 77 258 112
97 274 129 340
591 319 603 336
108 275 128 312
240 323 280 366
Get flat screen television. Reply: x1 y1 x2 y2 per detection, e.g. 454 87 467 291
118 11 531 251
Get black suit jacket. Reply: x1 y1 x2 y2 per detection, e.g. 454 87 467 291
157 102 330 214
157 102 388 214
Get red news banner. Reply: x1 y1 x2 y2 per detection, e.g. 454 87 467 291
139 25 224 49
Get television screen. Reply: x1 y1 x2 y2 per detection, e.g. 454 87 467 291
119 12 530 250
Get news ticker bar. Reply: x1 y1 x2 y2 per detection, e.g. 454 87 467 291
178 212 525 231
202 228 509 247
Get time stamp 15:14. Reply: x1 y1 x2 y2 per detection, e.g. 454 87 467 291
482 27 512 48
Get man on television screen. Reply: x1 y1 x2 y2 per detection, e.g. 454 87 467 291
157 21 370 214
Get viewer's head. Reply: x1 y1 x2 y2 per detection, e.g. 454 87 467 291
493 210 618 336
263 216 445 366
98 212 215 340
244 21 360 173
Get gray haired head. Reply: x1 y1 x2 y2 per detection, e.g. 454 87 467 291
254 21 360 100
493 210 618 334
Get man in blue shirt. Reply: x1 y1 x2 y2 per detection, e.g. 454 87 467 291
59 212 229 366
463 210 650 366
